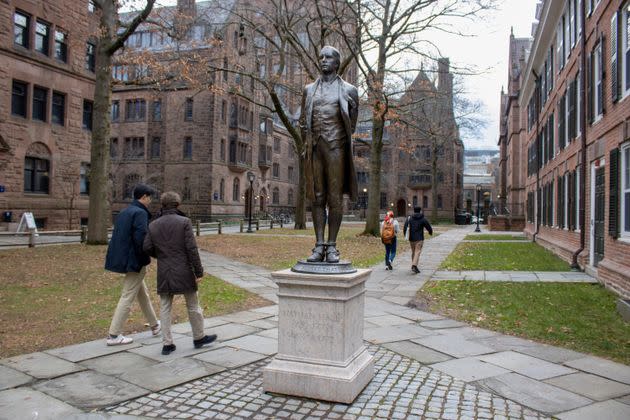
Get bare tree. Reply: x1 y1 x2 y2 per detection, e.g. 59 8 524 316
325 0 495 235
86 0 156 244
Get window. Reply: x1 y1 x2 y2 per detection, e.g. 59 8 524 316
32 86 47 122
111 100 120 121
88 0 96 13
623 3 630 96
232 178 240 202
83 100 93 130
219 178 225 201
52 91 65 125
85 42 95 72
11 80 27 118
272 187 280 205
423 195 428 208
35 20 50 55
110 137 118 159
80 163 90 195
288 166 294 182
183 137 192 160
24 157 49 194
124 137 145 160
273 137 280 153
288 189 294 205
14 11 30 48
54 30 67 62
622 143 630 236
593 43 603 120
272 162 280 178
220 139 226 161
380 192 387 209
221 100 227 123
152 100 161 121
123 174 141 199
150 137 161 159
125 99 146 121
437 195 443 209
184 98 193 121
223 57 228 82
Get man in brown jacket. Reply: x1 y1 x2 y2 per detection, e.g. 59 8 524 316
143 191 216 355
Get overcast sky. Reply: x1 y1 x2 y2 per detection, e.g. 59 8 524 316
125 0 539 151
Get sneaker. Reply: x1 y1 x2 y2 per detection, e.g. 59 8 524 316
411 265 419 274
161 344 176 355
106 335 133 346
193 334 217 349
151 321 161 336
386 261 393 270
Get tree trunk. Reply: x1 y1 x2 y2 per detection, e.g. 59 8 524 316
431 139 438 222
87 9 114 244
363 113 384 236
294 152 307 229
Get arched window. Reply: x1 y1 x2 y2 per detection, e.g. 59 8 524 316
232 178 240 201
219 178 225 201
287 189 294 205
272 187 279 204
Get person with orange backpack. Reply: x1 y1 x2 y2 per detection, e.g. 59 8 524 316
380 210 399 270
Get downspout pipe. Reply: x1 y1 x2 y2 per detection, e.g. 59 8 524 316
571 0 587 270
532 69 541 243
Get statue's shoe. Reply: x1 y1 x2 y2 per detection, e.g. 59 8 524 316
306 245 326 262
326 246 340 263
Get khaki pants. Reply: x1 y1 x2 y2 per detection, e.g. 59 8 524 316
160 292 205 345
109 267 158 336
410 240 424 267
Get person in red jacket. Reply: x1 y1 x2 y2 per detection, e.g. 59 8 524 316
143 191 216 355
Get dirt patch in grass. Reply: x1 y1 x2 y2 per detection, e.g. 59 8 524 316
0 244 269 358
197 227 410 271
416 281 630 364
464 234 527 241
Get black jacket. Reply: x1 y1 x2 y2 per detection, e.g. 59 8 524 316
105 200 151 273
143 208 203 295
403 212 433 242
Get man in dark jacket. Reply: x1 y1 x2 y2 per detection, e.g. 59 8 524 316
143 191 217 355
403 206 433 274
105 184 160 346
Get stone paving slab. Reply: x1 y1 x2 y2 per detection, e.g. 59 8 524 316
33 370 149 409
364 314 415 327
617 394 630 405
430 357 511 382
544 373 630 401
419 319 467 329
477 351 577 380
119 357 225 392
475 372 592 414
412 334 495 358
382 340 452 364
564 356 630 385
107 345 549 419
393 308 444 321
251 305 279 315
1 351 85 379
219 310 274 324
171 318 228 334
555 399 630 420
364 324 436 344
193 346 269 368
220 335 278 356
127 335 220 362
45 337 141 362
0 387 82 419
437 326 499 340
256 327 278 339
79 352 158 377
0 364 32 391
245 318 278 329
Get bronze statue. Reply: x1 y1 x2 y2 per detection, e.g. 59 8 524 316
300 46 359 263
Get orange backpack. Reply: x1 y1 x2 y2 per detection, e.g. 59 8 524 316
381 220 395 244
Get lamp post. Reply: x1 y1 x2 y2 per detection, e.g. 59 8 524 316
475 184 481 233
362 188 368 219
246 171 255 233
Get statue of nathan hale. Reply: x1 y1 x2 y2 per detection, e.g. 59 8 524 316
300 46 359 264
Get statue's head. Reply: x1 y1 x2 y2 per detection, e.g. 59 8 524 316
319 46 341 75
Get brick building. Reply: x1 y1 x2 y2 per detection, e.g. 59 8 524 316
510 0 630 298
110 0 299 221
354 59 464 220
0 0 97 229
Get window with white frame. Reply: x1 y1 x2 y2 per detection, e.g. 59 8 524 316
576 166 581 231
593 43 603 119
564 174 569 228
622 143 630 237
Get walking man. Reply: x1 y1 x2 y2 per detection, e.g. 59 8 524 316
403 206 433 274
105 183 160 346
300 45 359 263
143 192 216 355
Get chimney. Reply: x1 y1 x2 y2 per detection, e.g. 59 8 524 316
177 0 196 17
437 57 453 103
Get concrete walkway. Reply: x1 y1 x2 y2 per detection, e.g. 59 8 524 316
1 225 629 419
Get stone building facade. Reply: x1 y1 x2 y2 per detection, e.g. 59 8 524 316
109 0 299 221
508 0 630 298
354 59 464 220
0 0 97 229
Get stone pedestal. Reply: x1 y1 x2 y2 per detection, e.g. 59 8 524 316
262 268 374 403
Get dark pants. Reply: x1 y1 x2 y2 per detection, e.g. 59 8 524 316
311 139 345 246
385 236 397 265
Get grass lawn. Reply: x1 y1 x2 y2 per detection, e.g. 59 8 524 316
440 242 571 271
417 281 630 364
197 227 410 271
464 234 527 241
0 244 269 358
